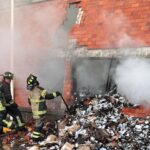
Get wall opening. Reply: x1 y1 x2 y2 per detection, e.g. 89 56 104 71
72 58 118 95
63 3 79 32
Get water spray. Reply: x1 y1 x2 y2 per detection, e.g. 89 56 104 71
10 0 14 99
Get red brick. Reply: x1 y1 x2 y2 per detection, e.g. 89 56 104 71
70 0 150 49
122 106 150 117
131 3 140 7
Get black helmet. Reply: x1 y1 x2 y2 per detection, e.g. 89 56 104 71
3 71 13 80
26 74 39 90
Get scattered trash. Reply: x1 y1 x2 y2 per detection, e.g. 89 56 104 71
0 91 150 149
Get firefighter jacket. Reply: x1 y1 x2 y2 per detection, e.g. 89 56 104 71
0 82 6 111
28 86 58 119
1 81 14 107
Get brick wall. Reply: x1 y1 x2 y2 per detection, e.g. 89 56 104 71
70 0 150 49
63 59 73 103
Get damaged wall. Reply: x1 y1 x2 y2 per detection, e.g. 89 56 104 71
66 0 150 106
70 0 150 49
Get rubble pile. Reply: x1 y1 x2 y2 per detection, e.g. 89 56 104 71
57 93 150 150
0 92 150 150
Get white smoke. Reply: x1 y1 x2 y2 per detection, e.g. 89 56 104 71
74 11 146 95
100 11 144 48
101 11 149 106
74 59 111 94
0 0 69 107
115 57 150 106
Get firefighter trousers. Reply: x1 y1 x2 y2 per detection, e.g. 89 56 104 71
0 110 14 133
6 105 24 128
31 115 46 141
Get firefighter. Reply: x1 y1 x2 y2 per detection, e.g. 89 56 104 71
0 71 26 132
0 81 14 133
26 74 61 142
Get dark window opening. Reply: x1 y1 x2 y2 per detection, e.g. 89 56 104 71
72 58 118 95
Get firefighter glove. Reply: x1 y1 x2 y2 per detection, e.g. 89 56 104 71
10 102 18 108
3 127 11 133
56 91 61 96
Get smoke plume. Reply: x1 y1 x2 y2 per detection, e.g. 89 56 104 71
74 59 112 94
100 11 144 49
115 57 150 106
0 0 68 107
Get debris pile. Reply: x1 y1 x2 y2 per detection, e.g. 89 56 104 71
0 92 150 150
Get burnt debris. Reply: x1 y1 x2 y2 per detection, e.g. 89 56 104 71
0 91 150 150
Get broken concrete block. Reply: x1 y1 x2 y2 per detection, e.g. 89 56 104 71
87 116 97 122
28 145 40 150
46 134 57 143
78 144 91 150
58 120 66 130
67 124 80 134
2 145 11 150
61 142 74 150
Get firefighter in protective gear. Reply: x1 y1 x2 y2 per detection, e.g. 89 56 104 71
27 74 61 142
0 71 26 133
0 82 14 133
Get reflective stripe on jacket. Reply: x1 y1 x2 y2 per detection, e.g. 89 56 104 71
29 87 47 118
0 102 5 111
31 131 41 139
